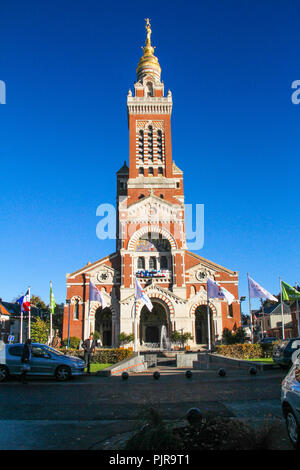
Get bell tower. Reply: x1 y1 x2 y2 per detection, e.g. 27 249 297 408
117 19 187 299
126 19 184 203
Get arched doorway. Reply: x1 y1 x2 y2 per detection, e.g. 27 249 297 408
195 305 214 345
95 307 112 347
140 301 169 345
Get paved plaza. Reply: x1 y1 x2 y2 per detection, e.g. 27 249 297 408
0 366 294 450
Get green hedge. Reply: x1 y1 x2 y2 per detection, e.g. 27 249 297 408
215 344 263 360
215 341 282 360
61 348 133 364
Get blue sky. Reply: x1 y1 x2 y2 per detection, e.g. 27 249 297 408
0 0 299 313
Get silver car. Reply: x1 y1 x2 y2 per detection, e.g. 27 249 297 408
281 357 300 449
0 343 86 382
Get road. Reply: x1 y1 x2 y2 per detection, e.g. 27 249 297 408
0 368 294 450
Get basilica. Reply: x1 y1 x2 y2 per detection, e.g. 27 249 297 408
62 20 241 349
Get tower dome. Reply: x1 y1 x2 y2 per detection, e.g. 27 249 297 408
136 18 161 82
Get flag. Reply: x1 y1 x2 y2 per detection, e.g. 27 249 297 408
248 275 278 302
16 289 30 312
281 281 300 301
89 280 107 308
207 278 235 305
135 278 153 311
50 281 56 315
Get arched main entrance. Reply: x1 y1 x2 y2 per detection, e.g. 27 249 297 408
195 305 214 345
140 301 169 345
95 307 112 347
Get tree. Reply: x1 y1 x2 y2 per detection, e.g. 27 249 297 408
222 327 246 345
171 330 193 348
52 304 64 337
119 332 135 346
30 317 50 344
30 295 48 310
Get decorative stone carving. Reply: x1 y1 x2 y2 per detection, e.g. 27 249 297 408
195 268 215 282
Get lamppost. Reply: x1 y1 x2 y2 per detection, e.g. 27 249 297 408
240 296 246 318
66 299 71 349
240 296 246 334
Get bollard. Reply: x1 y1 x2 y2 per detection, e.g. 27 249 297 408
218 368 226 377
153 371 160 380
185 370 193 379
249 367 257 375
186 408 202 426
122 372 129 380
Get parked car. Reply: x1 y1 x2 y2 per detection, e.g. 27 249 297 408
259 337 278 344
0 343 86 382
281 357 300 449
273 337 300 368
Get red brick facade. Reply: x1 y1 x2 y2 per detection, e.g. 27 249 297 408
62 21 241 348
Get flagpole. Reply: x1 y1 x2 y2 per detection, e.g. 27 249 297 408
50 281 53 345
260 299 265 339
296 282 300 337
28 286 31 340
134 276 138 353
20 309 23 343
280 277 285 340
207 289 211 352
247 273 254 343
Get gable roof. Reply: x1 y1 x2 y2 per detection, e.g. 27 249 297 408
67 252 120 278
0 303 11 316
186 251 237 275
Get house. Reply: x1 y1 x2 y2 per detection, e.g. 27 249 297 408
254 302 295 339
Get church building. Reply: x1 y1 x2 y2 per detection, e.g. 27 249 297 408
62 20 241 349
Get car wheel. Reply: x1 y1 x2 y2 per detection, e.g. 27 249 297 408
285 407 300 449
0 365 9 382
55 365 71 382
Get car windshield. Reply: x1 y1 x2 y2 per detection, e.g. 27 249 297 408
42 345 65 356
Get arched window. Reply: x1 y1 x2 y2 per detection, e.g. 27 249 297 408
148 167 154 176
160 256 168 269
139 167 144 175
157 129 163 161
138 257 145 269
138 194 145 200
138 130 144 160
73 299 79 320
146 82 154 97
148 125 153 160
158 167 163 175
149 257 157 270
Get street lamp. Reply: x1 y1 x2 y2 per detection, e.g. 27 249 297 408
240 296 246 324
66 299 71 349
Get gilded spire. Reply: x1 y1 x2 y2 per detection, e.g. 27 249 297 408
136 18 161 82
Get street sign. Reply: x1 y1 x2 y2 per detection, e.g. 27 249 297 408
8 335 14 343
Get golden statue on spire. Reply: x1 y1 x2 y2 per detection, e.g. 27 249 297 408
145 18 152 44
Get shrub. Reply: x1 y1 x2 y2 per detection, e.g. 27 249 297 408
261 340 281 358
31 317 50 344
61 336 81 349
92 331 101 341
222 327 246 345
124 405 183 451
119 332 135 346
60 347 132 364
122 406 277 451
215 343 263 360
171 331 193 348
